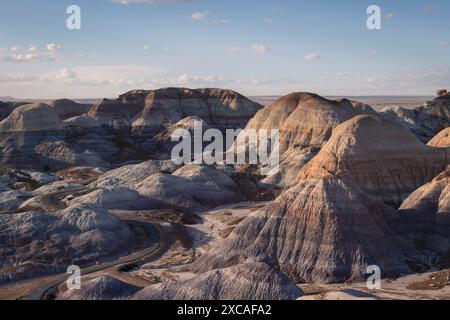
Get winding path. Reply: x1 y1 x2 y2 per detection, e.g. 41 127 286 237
0 221 165 300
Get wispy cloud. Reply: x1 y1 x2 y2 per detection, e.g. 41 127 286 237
304 52 321 61
333 66 450 95
0 73 39 82
42 65 166 86
335 72 350 77
251 43 270 54
226 43 271 54
3 43 61 63
213 19 230 25
191 11 210 21
3 65 449 98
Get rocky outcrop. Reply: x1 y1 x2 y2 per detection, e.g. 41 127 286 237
35 141 110 169
88 98 142 127
401 166 449 214
0 104 68 169
92 160 178 188
134 164 241 212
66 186 153 210
0 103 64 132
400 166 450 252
88 88 262 131
59 276 140 300
246 93 376 153
0 103 116 170
0 204 138 283
0 101 30 121
132 262 303 300
1 88 261 170
0 190 32 213
428 128 450 148
0 168 59 191
260 146 319 187
192 177 423 283
299 115 449 207
191 115 448 283
50 99 92 120
64 114 99 128
243 93 376 186
32 180 84 195
381 93 450 142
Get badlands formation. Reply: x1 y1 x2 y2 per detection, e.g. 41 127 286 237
381 93 450 142
192 115 449 283
245 93 377 186
0 88 262 170
428 128 450 148
0 88 449 300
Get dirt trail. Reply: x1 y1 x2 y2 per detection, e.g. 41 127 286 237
0 220 162 300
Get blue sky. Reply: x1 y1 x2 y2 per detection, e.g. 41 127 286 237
0 0 449 98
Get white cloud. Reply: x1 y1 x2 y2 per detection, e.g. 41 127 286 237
213 19 230 25
385 12 394 19
6 53 40 62
4 65 449 98
3 43 61 62
370 49 377 55
191 11 211 21
226 43 271 54
304 52 321 61
50 68 78 82
251 43 270 54
440 41 449 48
171 73 225 85
43 65 166 87
0 73 39 83
39 67 274 94
144 45 150 50
45 43 61 52
156 74 279 88
334 66 450 95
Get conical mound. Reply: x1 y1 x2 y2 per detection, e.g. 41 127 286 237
428 128 450 148
191 115 448 283
300 115 449 206
246 92 376 153
243 93 376 186
191 177 422 283
0 103 64 132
